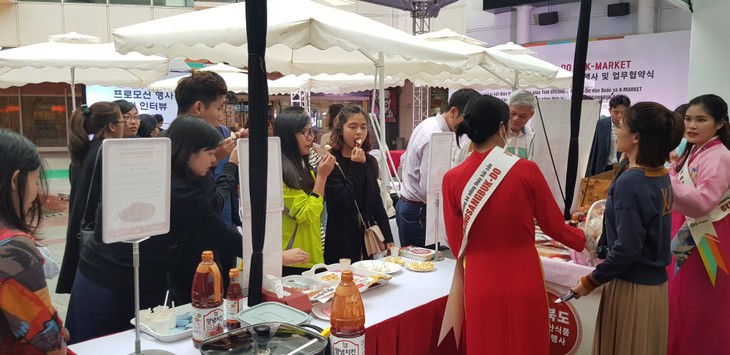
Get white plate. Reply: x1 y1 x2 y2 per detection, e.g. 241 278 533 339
311 303 332 321
405 261 436 272
352 260 402 274
129 303 193 342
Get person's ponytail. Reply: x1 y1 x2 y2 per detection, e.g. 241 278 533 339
68 106 92 167
456 119 476 148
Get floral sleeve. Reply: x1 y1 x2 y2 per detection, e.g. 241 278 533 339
0 233 65 354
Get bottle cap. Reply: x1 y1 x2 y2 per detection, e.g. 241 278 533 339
229 268 240 278
201 250 214 261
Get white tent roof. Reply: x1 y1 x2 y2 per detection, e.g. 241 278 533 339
149 64 403 95
148 63 302 94
113 0 475 78
0 32 169 89
271 73 404 95
408 30 567 89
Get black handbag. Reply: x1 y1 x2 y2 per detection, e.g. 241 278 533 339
76 147 102 246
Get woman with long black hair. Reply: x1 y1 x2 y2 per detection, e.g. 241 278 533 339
0 129 68 354
275 106 335 276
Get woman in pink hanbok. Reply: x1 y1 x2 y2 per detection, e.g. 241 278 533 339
667 94 730 354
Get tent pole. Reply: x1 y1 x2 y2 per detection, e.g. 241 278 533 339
71 68 77 112
564 0 592 217
479 64 513 88
377 52 389 210
360 48 398 207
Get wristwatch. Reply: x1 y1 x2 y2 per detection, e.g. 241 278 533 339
310 192 321 199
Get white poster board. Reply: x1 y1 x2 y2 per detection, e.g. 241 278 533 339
86 85 178 129
531 100 600 212
238 137 284 288
425 132 454 246
480 31 690 115
101 138 171 243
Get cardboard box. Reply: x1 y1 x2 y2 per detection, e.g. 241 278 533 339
577 170 614 209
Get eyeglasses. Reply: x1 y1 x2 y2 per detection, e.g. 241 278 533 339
123 114 141 122
298 129 314 138
112 121 126 125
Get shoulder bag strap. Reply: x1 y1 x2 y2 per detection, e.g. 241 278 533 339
77 146 102 236
336 162 368 228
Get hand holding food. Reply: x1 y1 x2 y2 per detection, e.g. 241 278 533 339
317 153 336 177
215 138 236 160
351 139 366 164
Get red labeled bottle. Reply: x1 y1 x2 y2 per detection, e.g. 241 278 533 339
191 250 224 348
329 269 365 355
226 268 243 330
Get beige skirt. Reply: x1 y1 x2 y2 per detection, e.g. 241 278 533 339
593 278 668 355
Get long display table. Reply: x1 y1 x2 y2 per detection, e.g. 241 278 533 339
69 257 599 355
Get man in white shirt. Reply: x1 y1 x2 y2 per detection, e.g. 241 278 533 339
506 89 537 160
396 88 480 247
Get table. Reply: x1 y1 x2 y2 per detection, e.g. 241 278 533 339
541 258 602 355
386 150 405 176
69 257 600 355
70 259 460 355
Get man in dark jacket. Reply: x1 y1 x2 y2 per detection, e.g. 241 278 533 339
586 95 630 176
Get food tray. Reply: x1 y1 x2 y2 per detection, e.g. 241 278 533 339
352 260 402 274
302 263 391 286
404 261 436 272
129 303 192 342
281 275 327 301
302 263 391 303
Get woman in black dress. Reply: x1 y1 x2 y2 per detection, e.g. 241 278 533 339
324 104 394 263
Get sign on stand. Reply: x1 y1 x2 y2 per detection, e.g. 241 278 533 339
238 138 284 289
101 138 171 243
425 132 454 247
100 137 172 355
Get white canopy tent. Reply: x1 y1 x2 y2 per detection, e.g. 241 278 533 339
111 0 559 204
147 63 301 94
411 29 561 90
424 38 594 90
271 73 404 95
149 65 404 95
112 0 472 205
0 32 169 111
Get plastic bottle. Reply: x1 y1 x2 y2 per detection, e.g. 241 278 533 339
226 268 243 330
191 250 224 348
329 269 365 355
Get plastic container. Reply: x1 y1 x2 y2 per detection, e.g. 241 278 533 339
237 302 311 327
191 250 224 348
329 269 365 355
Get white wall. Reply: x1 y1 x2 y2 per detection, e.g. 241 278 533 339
0 3 191 47
465 0 691 45
687 0 730 101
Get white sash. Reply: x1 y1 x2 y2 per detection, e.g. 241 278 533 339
438 147 520 347
678 150 730 244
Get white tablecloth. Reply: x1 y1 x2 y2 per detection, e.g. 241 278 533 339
70 259 458 355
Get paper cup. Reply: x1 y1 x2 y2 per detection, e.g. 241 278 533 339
152 315 171 334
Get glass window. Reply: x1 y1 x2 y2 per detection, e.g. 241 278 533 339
0 95 22 134
21 96 69 148
65 0 107 4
